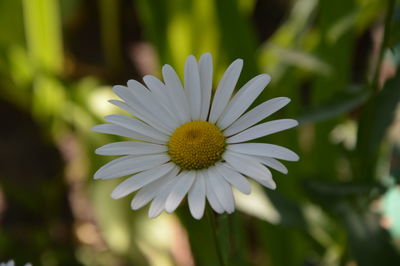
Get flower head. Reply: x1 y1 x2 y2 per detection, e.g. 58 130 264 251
93 53 299 219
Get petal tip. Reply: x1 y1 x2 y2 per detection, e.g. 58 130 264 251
91 125 100 132
94 147 102 155
187 54 196 61
112 85 125 93
142 75 153 83
148 212 159 219
127 79 135 88
234 58 244 67
165 207 174 214
108 99 122 106
162 64 172 72
200 52 212 60
103 115 113 121
261 73 272 82
243 187 252 195
269 182 277 190
289 152 300 161
110 191 122 199
93 170 103 179
227 209 235 214
191 212 203 220
164 202 175 213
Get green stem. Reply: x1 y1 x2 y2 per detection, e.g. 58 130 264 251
370 0 395 93
207 207 225 266
227 214 235 258
355 0 396 180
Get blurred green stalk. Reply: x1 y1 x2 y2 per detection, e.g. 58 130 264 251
22 0 66 127
355 0 396 181
98 0 123 71
207 207 226 266
22 0 63 73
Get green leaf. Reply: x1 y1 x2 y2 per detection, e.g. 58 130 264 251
298 87 369 124
303 179 379 198
356 68 400 181
213 0 258 83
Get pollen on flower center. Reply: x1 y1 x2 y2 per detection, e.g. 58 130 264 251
168 121 226 170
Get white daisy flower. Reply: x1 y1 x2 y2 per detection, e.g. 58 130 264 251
93 53 299 219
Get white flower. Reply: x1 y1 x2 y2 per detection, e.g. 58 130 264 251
93 53 299 219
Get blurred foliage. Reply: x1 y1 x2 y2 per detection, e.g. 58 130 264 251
0 0 400 265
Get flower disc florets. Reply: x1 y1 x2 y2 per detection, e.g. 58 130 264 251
168 121 226 170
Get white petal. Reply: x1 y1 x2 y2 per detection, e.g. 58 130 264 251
215 163 251 194
111 163 176 199
108 99 153 125
224 97 291 136
108 99 137 115
207 167 235 213
104 114 169 142
130 173 172 210
95 141 167 156
162 64 191 123
92 124 165 144
148 176 179 218
199 53 213 121
165 171 196 213
228 143 299 161
148 198 167 218
223 151 276 189
188 172 206 219
143 75 178 120
227 119 298 143
127 80 179 130
184 55 202 120
254 156 288 174
217 74 270 129
209 59 243 123
112 86 173 134
203 171 224 213
94 154 170 179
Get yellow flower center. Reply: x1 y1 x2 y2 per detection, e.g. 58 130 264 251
168 121 226 170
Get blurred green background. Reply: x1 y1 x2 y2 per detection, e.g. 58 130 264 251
1 0 400 265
